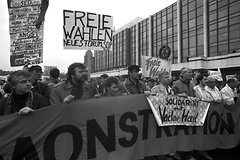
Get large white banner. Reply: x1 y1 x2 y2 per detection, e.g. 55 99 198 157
141 56 171 78
63 10 113 50
8 0 45 66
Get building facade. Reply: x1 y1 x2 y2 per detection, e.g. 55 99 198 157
93 0 240 79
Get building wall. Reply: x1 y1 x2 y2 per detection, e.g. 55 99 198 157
93 0 240 77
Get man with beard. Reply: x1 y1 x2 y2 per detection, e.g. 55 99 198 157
0 70 48 116
50 62 94 105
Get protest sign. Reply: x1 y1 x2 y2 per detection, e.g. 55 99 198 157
148 94 210 126
0 95 240 160
63 10 113 50
141 56 171 78
8 0 47 67
208 69 223 81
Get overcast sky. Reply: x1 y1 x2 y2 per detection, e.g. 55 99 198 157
0 0 176 73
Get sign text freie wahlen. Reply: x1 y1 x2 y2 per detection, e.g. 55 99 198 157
63 10 113 50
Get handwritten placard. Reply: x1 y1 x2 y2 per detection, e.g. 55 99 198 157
8 0 44 67
141 56 171 78
148 94 210 126
63 10 113 50
208 70 223 81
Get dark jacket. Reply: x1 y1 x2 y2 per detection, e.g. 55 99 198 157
50 80 94 105
0 92 49 116
32 81 50 100
119 78 147 94
172 77 195 97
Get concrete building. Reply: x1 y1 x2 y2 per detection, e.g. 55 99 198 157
84 50 95 73
92 0 240 79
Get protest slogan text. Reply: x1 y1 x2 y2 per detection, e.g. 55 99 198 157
141 56 171 78
148 94 210 126
8 0 44 66
0 95 240 159
63 10 113 50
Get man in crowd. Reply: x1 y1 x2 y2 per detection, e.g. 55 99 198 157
194 72 211 101
172 67 196 160
151 71 173 95
120 65 147 94
172 67 195 97
151 71 181 160
205 76 222 103
50 62 94 105
45 67 60 91
0 70 49 116
221 77 239 105
29 65 50 100
193 73 213 160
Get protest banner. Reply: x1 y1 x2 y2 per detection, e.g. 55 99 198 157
63 10 113 50
0 95 240 160
8 0 48 67
208 68 223 81
148 94 210 126
141 56 171 78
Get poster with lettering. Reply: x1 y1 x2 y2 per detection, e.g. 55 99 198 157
141 56 171 78
8 0 45 67
208 69 223 81
148 94 210 126
63 10 113 50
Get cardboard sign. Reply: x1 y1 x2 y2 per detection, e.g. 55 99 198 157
8 0 45 66
63 10 113 50
208 69 223 81
148 94 210 126
141 56 171 78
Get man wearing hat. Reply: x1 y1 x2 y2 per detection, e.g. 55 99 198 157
119 65 147 94
29 65 50 101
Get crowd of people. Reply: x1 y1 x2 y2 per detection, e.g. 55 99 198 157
0 62 239 160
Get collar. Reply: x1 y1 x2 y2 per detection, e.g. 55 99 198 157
225 84 234 92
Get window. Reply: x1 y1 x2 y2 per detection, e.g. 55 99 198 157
230 2 240 15
218 20 228 28
197 34 204 46
218 7 228 19
189 19 196 28
189 36 196 47
189 10 196 19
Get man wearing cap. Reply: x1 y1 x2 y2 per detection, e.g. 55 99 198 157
221 77 239 105
119 65 147 94
50 62 94 105
29 65 50 101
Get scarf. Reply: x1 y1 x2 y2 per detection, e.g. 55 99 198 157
4 91 33 114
